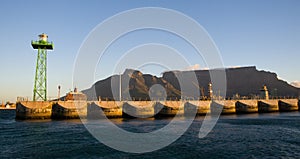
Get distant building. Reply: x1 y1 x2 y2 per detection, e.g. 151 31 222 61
260 85 269 100
65 88 87 101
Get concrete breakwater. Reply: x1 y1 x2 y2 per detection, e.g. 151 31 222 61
235 100 258 114
16 99 300 120
88 101 123 119
16 101 52 119
52 101 87 119
123 101 155 118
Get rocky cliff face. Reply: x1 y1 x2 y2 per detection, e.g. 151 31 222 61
83 66 300 100
224 67 298 97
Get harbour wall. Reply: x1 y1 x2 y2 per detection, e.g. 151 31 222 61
16 101 52 119
15 99 300 119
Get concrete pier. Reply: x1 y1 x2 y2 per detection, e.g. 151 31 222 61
155 101 184 117
235 100 258 114
15 98 300 120
278 99 299 112
16 101 52 119
258 99 279 113
52 101 87 119
184 100 211 116
87 101 123 119
122 101 155 118
211 100 236 114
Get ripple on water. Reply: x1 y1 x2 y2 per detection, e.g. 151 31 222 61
1 110 300 158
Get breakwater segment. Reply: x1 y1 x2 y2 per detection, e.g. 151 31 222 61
258 99 279 113
15 99 300 120
123 101 155 118
16 101 52 119
278 99 298 112
88 101 123 119
235 100 258 114
52 101 87 119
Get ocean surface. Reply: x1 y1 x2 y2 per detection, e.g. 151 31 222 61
1 110 300 158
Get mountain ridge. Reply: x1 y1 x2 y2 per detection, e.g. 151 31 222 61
82 66 300 100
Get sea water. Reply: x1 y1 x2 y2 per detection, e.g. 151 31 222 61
1 110 300 158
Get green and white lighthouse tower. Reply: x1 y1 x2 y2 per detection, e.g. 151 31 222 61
31 33 54 101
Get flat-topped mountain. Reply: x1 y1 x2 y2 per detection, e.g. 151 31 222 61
83 66 300 100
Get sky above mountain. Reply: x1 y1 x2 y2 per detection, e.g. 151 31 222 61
0 0 299 102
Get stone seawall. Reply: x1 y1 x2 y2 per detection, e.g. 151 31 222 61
212 100 236 114
15 99 300 119
155 101 184 118
123 101 155 118
52 101 87 119
184 101 211 116
88 101 123 119
278 99 298 112
258 100 279 113
16 101 52 119
235 100 258 114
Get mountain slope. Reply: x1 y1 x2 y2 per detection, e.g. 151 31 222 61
83 66 300 100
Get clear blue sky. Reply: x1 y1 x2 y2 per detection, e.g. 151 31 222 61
0 0 299 102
